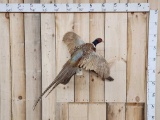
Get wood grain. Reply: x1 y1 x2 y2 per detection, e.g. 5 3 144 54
105 0 127 103
89 0 105 102
24 0 41 119
127 12 147 102
156 56 160 120
41 0 56 119
74 0 90 102
107 103 125 120
10 0 26 119
126 103 144 120
156 2 160 120
69 103 88 120
56 103 69 120
55 0 74 102
105 12 127 102
89 103 106 120
0 1 11 120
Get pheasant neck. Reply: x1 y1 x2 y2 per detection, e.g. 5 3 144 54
92 40 99 47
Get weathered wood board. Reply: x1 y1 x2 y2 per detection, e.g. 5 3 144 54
107 103 125 120
0 1 11 120
89 0 105 102
56 103 69 120
41 0 56 119
55 0 75 102
89 103 106 120
105 12 127 102
126 103 144 120
69 103 88 120
24 0 42 119
10 0 26 119
74 0 90 102
127 12 147 103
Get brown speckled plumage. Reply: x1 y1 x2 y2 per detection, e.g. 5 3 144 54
33 32 114 110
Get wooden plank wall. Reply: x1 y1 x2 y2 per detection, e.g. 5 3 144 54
0 0 160 120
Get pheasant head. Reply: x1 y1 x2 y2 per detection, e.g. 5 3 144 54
92 38 103 47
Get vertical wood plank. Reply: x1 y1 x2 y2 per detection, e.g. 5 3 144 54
41 0 56 119
105 12 127 102
10 0 25 119
56 103 69 120
127 12 147 102
89 0 105 102
156 2 160 120
107 103 125 120
126 103 144 120
74 0 89 102
89 103 106 120
24 0 41 119
156 56 160 120
55 0 74 102
0 1 11 120
69 103 88 120
105 0 127 102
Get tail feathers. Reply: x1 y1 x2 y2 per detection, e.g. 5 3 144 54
106 76 114 81
33 63 78 110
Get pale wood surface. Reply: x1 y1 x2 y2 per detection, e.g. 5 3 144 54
10 0 25 119
105 0 127 103
74 0 89 102
107 103 125 120
156 2 160 120
148 0 158 10
105 12 127 102
127 12 147 102
56 103 69 120
41 0 56 119
156 56 160 120
24 0 41 119
126 104 144 120
89 0 105 102
69 103 88 120
0 1 11 120
55 0 74 102
89 103 106 120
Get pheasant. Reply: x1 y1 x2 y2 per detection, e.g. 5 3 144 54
33 32 114 110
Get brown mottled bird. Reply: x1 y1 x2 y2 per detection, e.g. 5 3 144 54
33 32 114 110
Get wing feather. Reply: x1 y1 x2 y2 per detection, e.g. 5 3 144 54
63 32 85 54
78 51 110 79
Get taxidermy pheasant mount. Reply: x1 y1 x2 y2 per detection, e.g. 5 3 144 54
33 32 114 110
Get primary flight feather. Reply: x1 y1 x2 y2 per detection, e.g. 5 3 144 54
33 32 114 110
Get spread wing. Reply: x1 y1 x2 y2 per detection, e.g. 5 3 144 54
78 50 110 79
63 32 85 54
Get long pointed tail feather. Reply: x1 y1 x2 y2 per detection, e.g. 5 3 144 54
33 62 78 110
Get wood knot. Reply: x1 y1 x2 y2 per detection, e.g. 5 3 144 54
72 25 74 30
18 96 22 100
91 79 94 82
5 13 9 19
135 96 140 102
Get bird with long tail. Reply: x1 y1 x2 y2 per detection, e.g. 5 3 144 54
33 32 114 110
